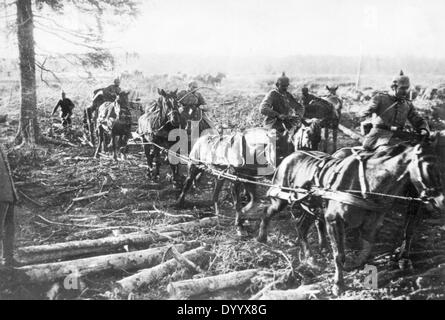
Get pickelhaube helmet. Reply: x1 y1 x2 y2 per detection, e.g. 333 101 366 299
114 78 120 85
302 87 309 94
392 70 410 88
276 72 290 86
188 81 198 90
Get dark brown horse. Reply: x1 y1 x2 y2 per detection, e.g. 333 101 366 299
303 86 342 153
258 141 445 295
137 89 185 184
94 91 132 161
177 119 322 236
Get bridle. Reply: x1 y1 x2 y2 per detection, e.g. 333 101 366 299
401 145 443 203
155 95 179 132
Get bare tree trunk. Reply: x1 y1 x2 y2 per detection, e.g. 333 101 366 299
16 0 39 145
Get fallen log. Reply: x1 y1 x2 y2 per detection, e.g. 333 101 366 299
16 231 183 265
66 227 159 241
167 269 259 298
155 217 219 234
116 246 212 293
258 284 322 300
338 124 364 142
72 191 109 202
42 135 77 147
16 242 198 283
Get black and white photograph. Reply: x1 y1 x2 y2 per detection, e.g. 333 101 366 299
0 0 445 302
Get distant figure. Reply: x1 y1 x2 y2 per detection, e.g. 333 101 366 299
52 91 75 127
359 70 430 150
260 72 304 133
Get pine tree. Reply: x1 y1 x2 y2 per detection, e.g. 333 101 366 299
8 0 140 145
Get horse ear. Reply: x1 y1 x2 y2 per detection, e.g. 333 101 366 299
157 88 162 95
326 85 330 90
173 89 178 96
334 86 338 91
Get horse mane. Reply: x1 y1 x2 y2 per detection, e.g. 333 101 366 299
371 142 413 159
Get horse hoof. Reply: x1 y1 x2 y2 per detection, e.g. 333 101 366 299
398 258 413 271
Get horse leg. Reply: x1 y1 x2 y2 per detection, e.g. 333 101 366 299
170 163 182 188
193 172 203 189
176 165 200 207
397 201 422 270
324 127 329 153
112 134 118 161
94 126 103 158
348 211 385 270
212 178 225 216
241 183 258 216
325 208 346 296
143 141 153 178
116 135 126 160
152 147 161 180
315 215 328 251
332 125 338 152
296 211 317 262
233 182 247 238
257 198 287 243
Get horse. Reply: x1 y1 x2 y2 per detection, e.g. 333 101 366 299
324 85 343 125
0 146 17 267
206 73 226 87
303 88 341 153
83 90 116 146
137 89 184 184
94 91 132 161
176 119 322 237
257 140 445 296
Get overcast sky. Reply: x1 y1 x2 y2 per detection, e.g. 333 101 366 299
114 0 444 58
0 0 444 59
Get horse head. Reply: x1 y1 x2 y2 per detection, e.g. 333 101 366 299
401 139 445 213
326 85 339 96
112 91 130 120
157 88 181 127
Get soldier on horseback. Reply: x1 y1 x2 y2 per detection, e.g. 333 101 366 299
360 70 430 151
177 81 214 132
84 78 123 145
359 70 432 269
93 78 122 105
260 73 304 163
260 72 304 132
